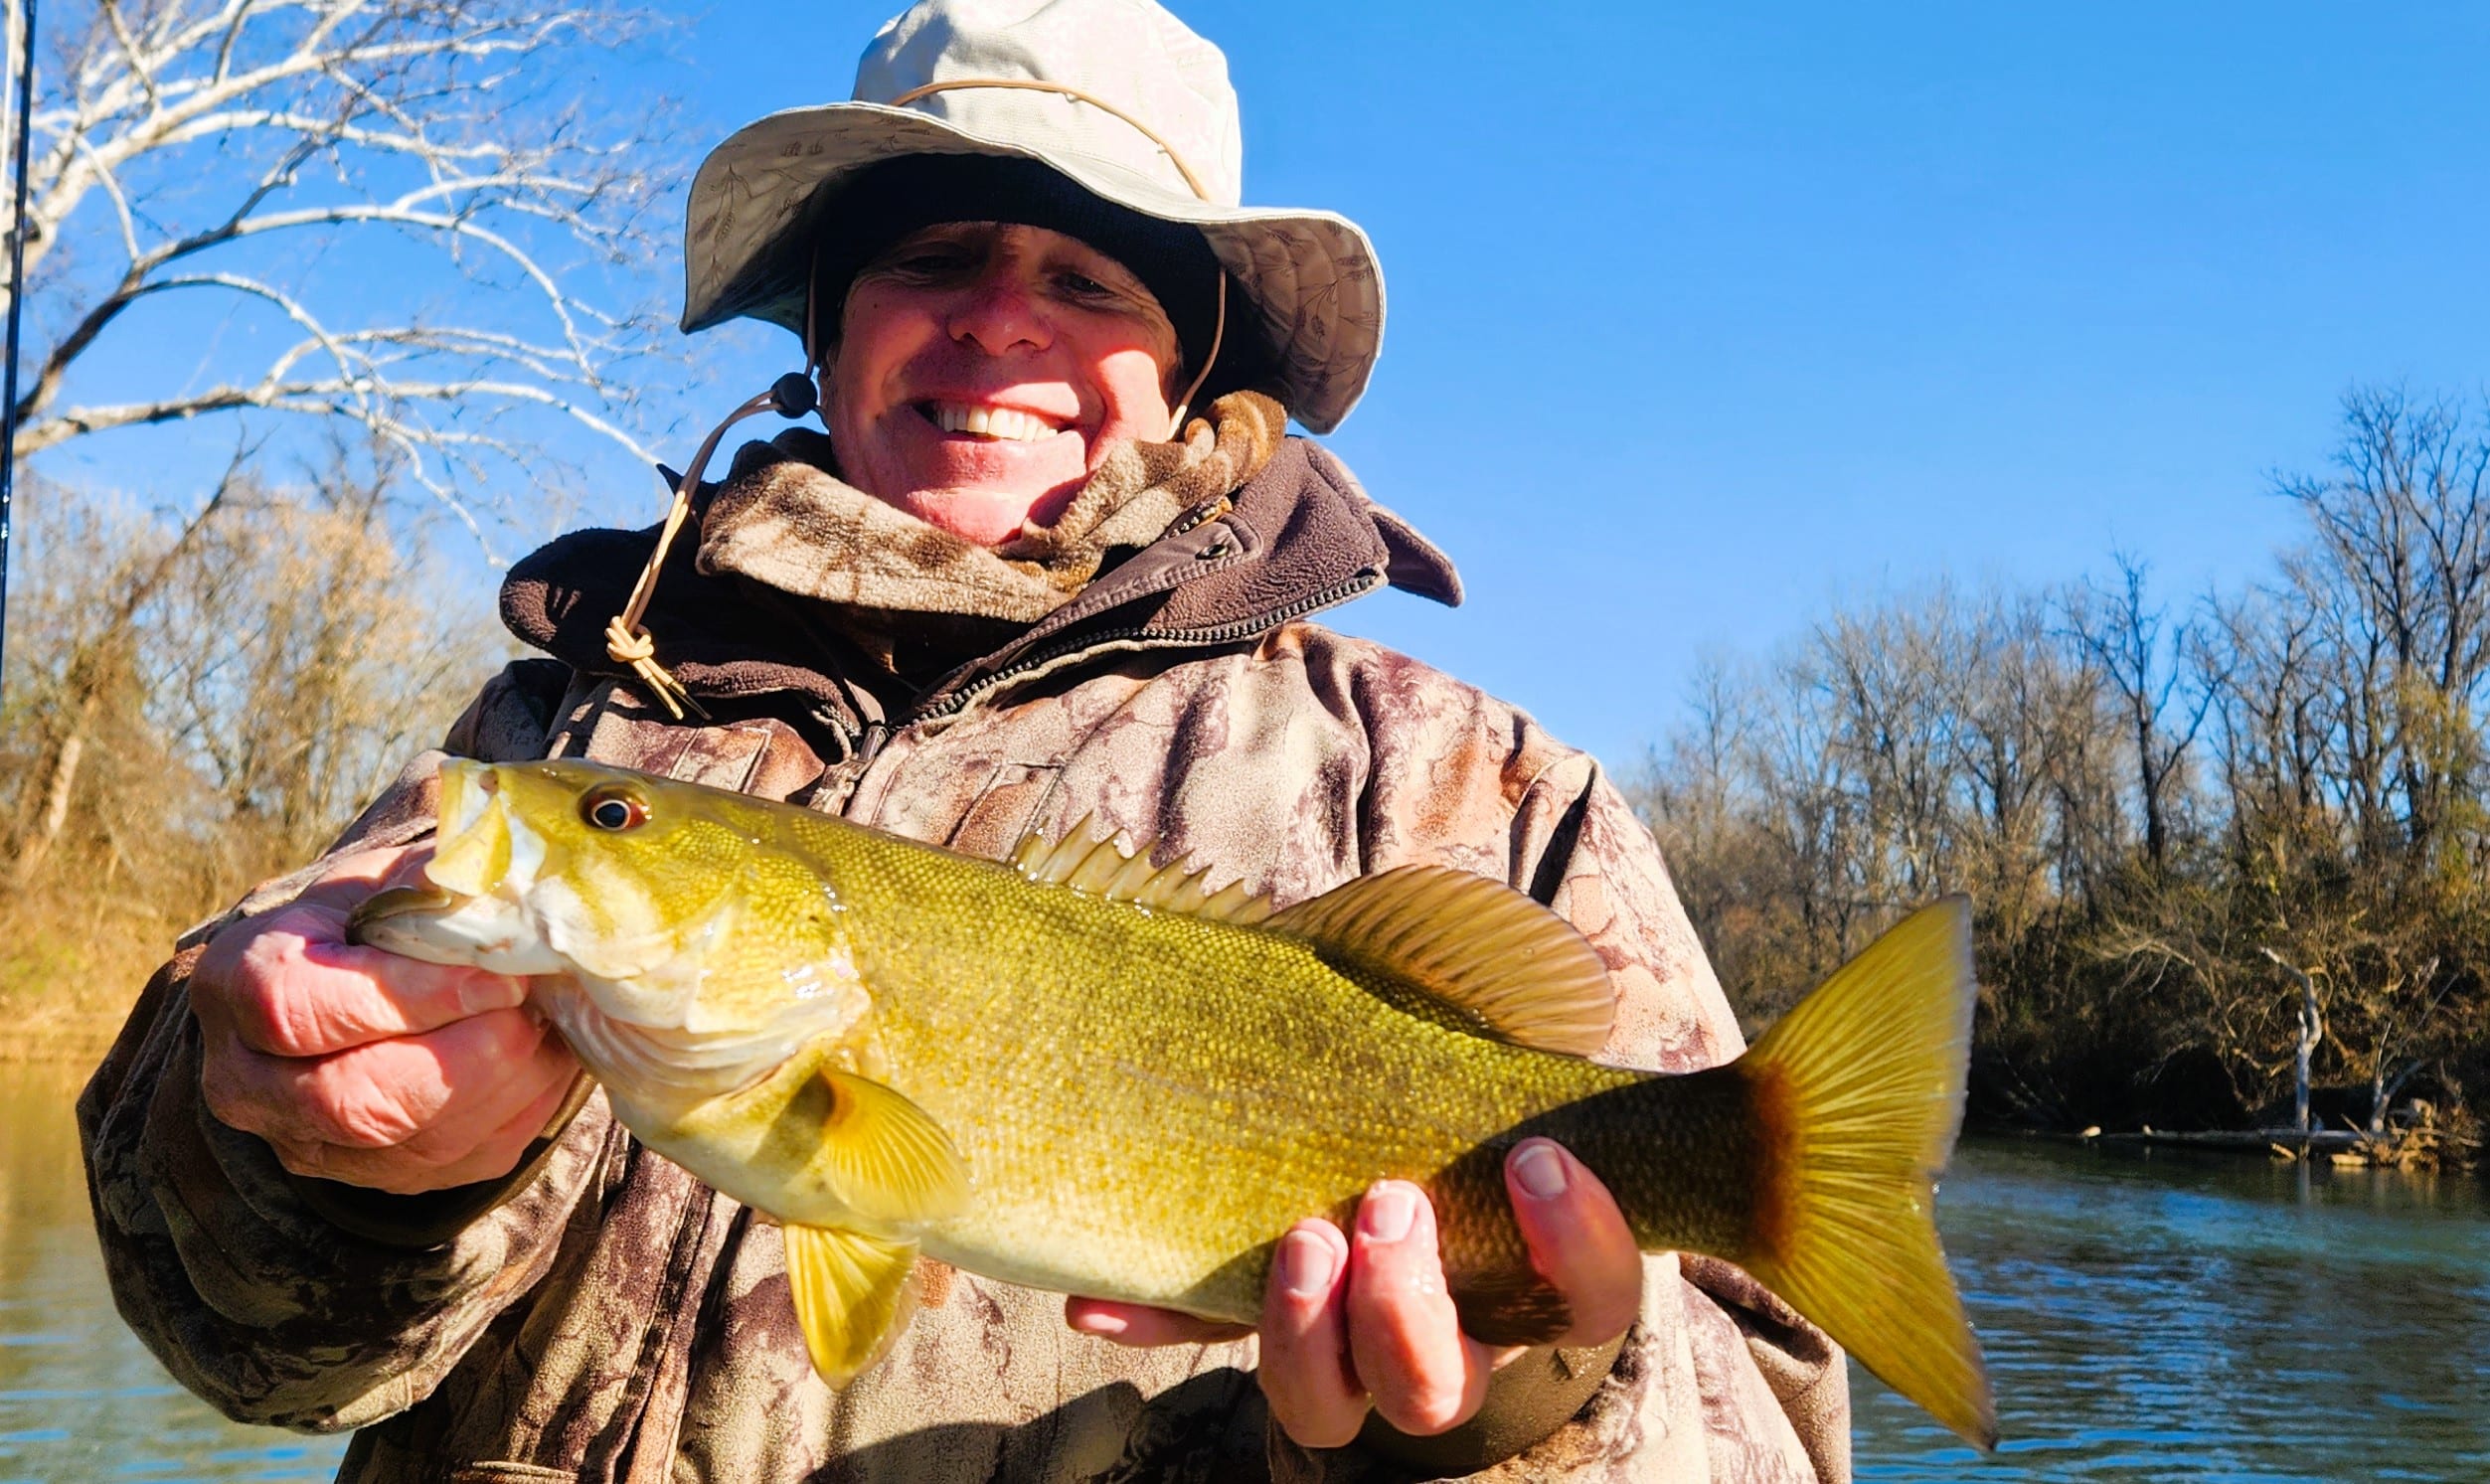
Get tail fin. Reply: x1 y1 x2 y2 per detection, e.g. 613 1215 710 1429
1735 896 1997 1449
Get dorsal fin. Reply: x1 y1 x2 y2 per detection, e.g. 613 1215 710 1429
1012 816 1275 926
1265 866 1615 1056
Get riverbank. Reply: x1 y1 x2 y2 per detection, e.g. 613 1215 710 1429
1983 1122 2479 1176
0 900 180 1066
0 989 134 1067
2082 1123 2477 1173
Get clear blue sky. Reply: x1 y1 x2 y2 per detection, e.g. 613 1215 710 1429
37 2 2490 769
662 1 2489 767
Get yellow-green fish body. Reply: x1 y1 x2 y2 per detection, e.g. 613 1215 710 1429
354 759 1994 1447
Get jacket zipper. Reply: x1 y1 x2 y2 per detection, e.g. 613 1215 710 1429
905 568 1387 725
855 720 892 768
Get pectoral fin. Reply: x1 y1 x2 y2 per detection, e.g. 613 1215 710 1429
783 1224 919 1386
814 1071 971 1225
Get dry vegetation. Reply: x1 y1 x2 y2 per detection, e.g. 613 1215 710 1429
1633 388 2490 1154
0 459 499 1057
0 0 671 1057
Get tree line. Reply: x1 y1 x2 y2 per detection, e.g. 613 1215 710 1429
1631 388 2489 1144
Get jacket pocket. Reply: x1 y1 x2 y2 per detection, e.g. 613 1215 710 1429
449 1466 576 1484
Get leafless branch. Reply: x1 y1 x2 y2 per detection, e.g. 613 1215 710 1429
8 0 678 535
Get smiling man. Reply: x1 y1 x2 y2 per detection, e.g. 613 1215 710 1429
823 205 1204 543
82 2 1851 1480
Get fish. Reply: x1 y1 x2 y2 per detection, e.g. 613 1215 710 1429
351 757 1996 1447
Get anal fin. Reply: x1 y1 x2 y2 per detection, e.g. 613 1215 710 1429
784 1224 920 1387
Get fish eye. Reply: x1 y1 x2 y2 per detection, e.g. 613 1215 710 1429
581 786 648 832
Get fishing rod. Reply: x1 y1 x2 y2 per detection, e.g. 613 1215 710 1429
0 0 35 688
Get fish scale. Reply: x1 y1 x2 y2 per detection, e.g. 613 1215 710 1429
817 843 1606 1302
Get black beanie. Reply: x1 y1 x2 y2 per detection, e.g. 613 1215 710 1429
806 155 1256 397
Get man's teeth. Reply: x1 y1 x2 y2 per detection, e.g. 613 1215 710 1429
930 404 1061 442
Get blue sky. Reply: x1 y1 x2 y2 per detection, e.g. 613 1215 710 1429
31 1 2490 769
675 1 2490 766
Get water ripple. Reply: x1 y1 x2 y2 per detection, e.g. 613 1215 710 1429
1855 1136 2490 1482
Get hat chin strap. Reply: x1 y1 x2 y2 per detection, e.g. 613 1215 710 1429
1164 272 1226 437
602 371 818 721
609 82 1233 718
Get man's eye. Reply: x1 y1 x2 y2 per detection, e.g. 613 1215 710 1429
1056 271 1115 300
884 248 974 278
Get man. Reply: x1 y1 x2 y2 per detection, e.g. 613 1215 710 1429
82 2 1850 1478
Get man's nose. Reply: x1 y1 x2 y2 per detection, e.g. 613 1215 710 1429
946 271 1052 356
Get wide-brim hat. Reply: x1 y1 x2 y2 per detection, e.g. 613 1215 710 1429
679 0 1384 434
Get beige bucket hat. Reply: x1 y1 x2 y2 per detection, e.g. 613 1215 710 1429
679 0 1385 433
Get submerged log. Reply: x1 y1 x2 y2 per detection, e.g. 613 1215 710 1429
2081 1125 2471 1172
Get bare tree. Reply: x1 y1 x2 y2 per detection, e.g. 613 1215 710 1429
2068 554 2214 874
1633 394 2490 1145
2277 389 2490 860
6 446 243 884
0 455 494 923
7 0 672 540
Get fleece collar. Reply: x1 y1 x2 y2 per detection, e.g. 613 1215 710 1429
498 400 1458 726
695 393 1289 626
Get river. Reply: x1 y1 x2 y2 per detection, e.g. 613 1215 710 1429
4 1063 2484 1481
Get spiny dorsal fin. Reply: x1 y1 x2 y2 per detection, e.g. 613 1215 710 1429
783 1224 919 1387
1012 815 1276 926
1265 866 1615 1056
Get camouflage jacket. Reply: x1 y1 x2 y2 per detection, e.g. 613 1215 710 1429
82 418 1851 1483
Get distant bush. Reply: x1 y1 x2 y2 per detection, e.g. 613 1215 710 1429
0 459 503 1050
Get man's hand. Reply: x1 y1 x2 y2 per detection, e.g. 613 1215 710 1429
192 844 581 1196
1065 1138 1642 1446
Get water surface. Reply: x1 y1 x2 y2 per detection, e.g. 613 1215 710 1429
7 1065 2484 1481
1853 1135 2490 1482
0 1063 348 1484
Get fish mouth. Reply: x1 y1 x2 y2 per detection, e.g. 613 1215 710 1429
346 884 462 944
343 761 565 974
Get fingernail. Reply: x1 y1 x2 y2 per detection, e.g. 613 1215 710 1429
1512 1140 1569 1201
1276 1230 1338 1296
1359 1183 1417 1243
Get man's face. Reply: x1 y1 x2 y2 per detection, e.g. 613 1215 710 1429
824 221 1182 547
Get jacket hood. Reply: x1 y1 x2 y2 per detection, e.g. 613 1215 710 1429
500 433 1458 722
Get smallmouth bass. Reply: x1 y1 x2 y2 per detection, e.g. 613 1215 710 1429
352 759 1995 1446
